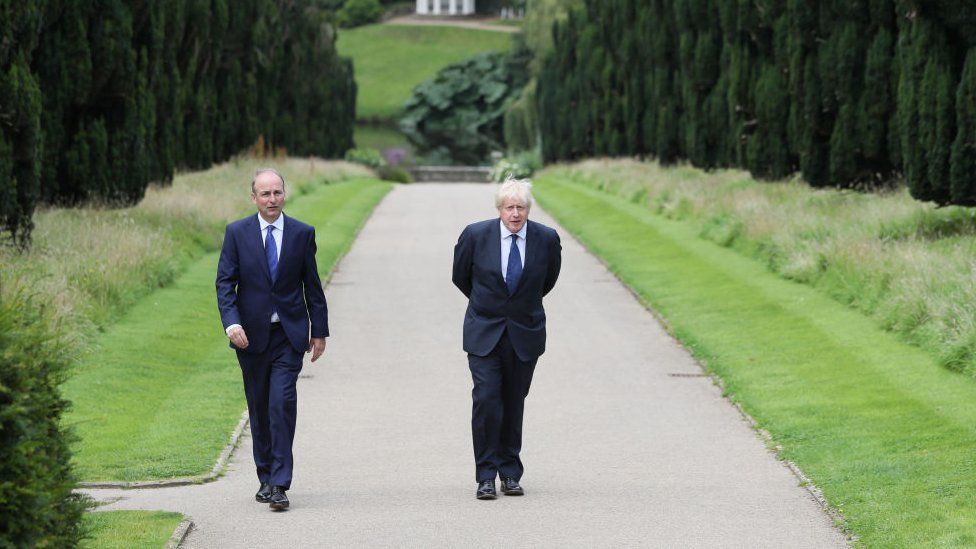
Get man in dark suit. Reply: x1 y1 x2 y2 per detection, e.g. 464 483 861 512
216 168 328 511
452 177 561 499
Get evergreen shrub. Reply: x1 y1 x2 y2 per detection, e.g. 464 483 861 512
0 1 356 245
0 293 88 546
337 0 384 28
535 0 976 206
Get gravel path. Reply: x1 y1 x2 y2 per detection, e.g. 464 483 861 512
84 184 847 548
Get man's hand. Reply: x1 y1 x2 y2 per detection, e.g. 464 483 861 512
308 337 326 362
227 325 249 349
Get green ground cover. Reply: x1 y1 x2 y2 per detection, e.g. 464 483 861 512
534 174 976 546
336 24 513 120
353 123 417 162
64 178 391 481
543 159 976 376
82 511 182 548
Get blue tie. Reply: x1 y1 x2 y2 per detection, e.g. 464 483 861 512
506 234 522 295
265 225 278 282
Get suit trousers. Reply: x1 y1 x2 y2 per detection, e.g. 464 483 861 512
468 330 537 482
237 323 304 489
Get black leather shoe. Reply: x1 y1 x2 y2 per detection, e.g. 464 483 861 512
476 479 497 500
269 486 289 510
500 478 524 496
255 482 273 503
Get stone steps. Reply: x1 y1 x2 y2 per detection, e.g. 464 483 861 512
409 166 491 183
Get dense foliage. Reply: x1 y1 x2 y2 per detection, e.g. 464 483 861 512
537 0 976 206
0 293 87 546
501 0 579 153
0 0 356 247
336 0 384 28
400 49 529 164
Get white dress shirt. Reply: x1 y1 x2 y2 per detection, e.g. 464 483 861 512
500 220 526 282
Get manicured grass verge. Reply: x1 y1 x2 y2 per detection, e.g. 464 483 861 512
534 175 976 546
63 178 391 481
337 24 513 119
82 511 182 548
541 160 976 376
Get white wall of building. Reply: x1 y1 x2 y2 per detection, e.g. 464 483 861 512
416 0 475 15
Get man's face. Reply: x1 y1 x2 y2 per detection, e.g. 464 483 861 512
251 173 286 223
498 196 529 234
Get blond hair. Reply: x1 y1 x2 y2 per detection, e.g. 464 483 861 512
494 175 533 209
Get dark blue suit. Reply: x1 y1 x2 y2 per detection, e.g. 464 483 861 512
216 213 328 489
453 218 561 481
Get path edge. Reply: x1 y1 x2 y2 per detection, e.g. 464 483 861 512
164 516 193 549
536 199 857 544
77 410 249 489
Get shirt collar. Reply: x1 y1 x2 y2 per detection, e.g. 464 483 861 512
259 213 284 232
499 219 527 241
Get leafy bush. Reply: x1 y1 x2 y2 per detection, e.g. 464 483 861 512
336 0 383 28
377 164 413 183
344 147 413 182
490 150 541 182
0 292 88 546
344 147 385 169
400 50 530 165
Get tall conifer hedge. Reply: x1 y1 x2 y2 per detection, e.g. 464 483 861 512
0 0 355 247
538 0 976 206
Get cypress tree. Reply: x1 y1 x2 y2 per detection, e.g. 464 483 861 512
860 29 894 166
923 58 955 203
950 47 976 204
748 63 791 179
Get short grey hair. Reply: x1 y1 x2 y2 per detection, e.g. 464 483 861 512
494 175 533 209
251 167 286 194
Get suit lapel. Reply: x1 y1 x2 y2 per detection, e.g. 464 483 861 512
514 220 540 294
249 214 272 284
276 214 296 287
488 219 505 286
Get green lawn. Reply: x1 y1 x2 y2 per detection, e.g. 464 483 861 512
354 123 416 158
337 24 513 120
82 511 183 548
64 178 391 481
534 175 976 546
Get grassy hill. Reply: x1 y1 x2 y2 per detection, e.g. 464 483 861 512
336 24 514 121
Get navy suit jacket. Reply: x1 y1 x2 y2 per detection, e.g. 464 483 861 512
453 218 561 362
216 213 329 354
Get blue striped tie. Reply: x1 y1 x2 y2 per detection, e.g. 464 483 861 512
265 225 278 281
266 225 278 317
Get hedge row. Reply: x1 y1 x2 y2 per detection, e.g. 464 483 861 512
0 0 356 247
0 292 87 546
537 0 976 206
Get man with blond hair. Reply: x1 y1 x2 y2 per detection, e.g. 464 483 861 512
452 176 562 499
216 168 328 511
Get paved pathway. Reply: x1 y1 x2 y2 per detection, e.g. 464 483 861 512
86 184 847 547
384 15 521 33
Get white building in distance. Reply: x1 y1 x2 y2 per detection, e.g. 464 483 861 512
416 0 476 15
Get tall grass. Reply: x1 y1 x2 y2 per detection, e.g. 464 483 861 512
541 159 976 376
0 158 371 350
